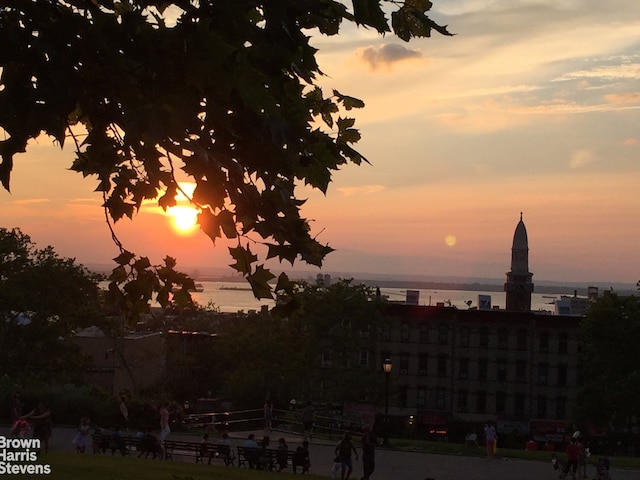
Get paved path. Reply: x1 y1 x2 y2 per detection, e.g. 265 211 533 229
31 426 640 479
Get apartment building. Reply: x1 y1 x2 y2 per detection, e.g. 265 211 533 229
378 303 580 440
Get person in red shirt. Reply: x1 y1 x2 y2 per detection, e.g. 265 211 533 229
566 437 580 479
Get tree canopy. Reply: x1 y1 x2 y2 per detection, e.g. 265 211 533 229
575 293 640 428
0 227 105 382
0 1 452 310
186 279 389 409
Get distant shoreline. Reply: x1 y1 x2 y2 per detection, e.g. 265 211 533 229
192 277 637 297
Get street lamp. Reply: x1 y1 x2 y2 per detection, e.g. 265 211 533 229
382 358 392 446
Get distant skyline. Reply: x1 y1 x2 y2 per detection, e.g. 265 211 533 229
1 1 640 285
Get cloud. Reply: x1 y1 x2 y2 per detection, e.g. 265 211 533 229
12 198 51 205
336 185 385 196
555 62 640 82
356 43 421 70
604 92 640 105
623 138 638 145
569 149 596 169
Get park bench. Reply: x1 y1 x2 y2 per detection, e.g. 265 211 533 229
198 442 236 466
164 439 234 466
236 446 309 473
91 431 141 456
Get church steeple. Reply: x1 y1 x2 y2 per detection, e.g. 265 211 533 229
504 213 534 311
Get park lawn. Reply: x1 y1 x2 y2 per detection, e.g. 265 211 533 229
390 438 640 471
40 452 326 480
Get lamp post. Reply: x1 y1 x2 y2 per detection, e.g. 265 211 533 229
382 358 392 447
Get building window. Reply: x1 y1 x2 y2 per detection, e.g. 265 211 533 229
538 362 548 385
419 323 429 343
478 357 488 381
557 363 568 387
380 324 391 340
497 358 507 382
417 387 427 408
457 390 468 412
496 391 506 414
516 329 527 350
476 391 486 413
436 388 446 410
459 357 469 379
321 351 331 368
556 396 567 420
360 324 371 338
437 354 447 377
460 327 470 347
558 332 568 354
479 328 489 348
400 322 410 343
516 360 526 382
418 354 428 376
438 324 448 345
359 350 369 367
498 328 508 349
399 353 409 375
514 393 525 417
537 395 547 418
539 332 549 353
398 385 408 408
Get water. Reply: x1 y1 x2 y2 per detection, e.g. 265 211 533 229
184 281 560 313
101 280 564 313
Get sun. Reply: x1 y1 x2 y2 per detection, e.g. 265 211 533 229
445 234 457 247
167 206 198 234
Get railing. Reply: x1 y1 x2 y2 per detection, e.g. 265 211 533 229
183 408 365 441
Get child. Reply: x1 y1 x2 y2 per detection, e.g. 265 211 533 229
10 418 30 438
331 454 342 478
72 417 91 453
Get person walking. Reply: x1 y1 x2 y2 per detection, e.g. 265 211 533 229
484 421 498 459
566 437 580 480
23 400 52 454
119 396 129 431
302 401 315 439
361 425 377 480
159 402 171 445
335 432 358 480
264 398 274 431
11 392 22 424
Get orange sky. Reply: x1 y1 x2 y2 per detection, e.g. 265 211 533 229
1 1 640 285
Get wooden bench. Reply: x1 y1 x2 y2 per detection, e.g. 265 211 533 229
237 446 309 473
198 442 236 466
91 431 141 456
164 439 234 466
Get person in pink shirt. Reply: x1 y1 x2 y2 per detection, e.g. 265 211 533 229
159 402 171 442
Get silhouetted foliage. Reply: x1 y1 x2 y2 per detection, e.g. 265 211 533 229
0 1 452 316
576 293 640 428
0 227 105 383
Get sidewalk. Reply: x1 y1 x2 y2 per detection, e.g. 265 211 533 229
32 425 640 479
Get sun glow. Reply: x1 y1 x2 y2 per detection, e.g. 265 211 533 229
445 235 457 247
168 205 198 233
164 182 199 234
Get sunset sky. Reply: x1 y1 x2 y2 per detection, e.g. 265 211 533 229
1 0 640 285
